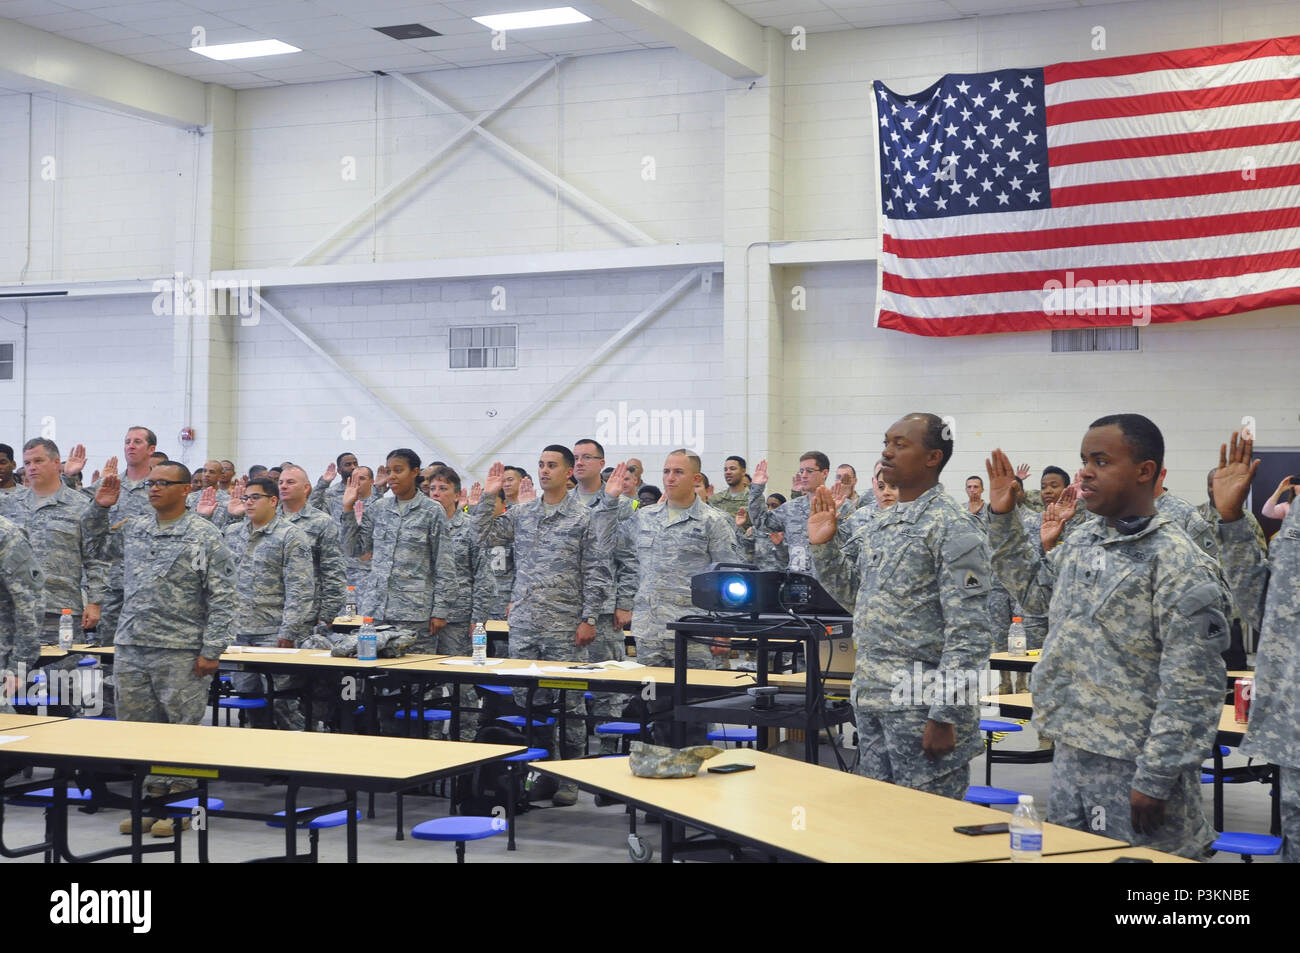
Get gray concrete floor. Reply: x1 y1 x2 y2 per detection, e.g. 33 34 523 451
0 715 1278 863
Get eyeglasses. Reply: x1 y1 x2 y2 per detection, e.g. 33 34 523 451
796 467 823 476
240 494 270 502
145 479 189 488
576 454 603 462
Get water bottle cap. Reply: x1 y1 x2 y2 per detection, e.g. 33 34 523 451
348 586 355 592
363 616 374 623
62 608 72 614
1018 794 1033 805
1012 616 1022 622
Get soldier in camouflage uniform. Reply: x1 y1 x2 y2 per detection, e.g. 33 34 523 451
811 415 992 800
0 515 44 711
614 450 744 746
186 460 234 530
340 449 454 656
309 451 358 519
1154 469 1220 559
277 466 348 625
333 466 386 594
570 440 637 753
986 415 1231 859
428 466 491 741
87 460 236 836
223 477 316 731
1213 430 1300 862
708 456 749 518
0 439 107 647
473 450 616 805
88 427 158 648
748 452 833 577
483 465 528 621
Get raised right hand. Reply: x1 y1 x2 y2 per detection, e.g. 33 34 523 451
484 461 505 497
753 459 768 485
807 486 839 545
518 477 536 503
984 449 1019 514
1214 431 1259 522
323 462 337 483
94 457 121 508
341 469 361 511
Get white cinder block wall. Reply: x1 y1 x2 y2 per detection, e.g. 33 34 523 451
2 0 1298 501
236 270 723 486
0 94 197 281
234 49 725 267
780 265 1300 503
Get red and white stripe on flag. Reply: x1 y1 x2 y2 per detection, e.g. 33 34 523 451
874 35 1300 337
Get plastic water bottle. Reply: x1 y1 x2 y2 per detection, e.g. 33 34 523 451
58 609 74 651
343 586 357 619
471 623 487 664
1010 794 1043 862
357 617 378 661
1007 616 1027 657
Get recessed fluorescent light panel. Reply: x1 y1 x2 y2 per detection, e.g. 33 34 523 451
190 40 302 61
472 7 591 31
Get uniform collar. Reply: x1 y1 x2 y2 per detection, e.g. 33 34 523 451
248 513 282 537
1091 512 1170 545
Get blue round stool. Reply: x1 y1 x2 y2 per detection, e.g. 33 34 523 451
393 708 451 722
217 696 268 726
268 807 363 862
8 786 93 806
707 727 757 748
1212 831 1282 862
411 815 506 862
497 715 556 728
503 747 549 762
963 785 1024 806
979 719 1024 786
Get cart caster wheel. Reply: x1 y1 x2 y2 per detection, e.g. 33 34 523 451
628 833 654 863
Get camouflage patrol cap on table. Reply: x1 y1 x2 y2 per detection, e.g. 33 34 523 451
628 741 724 778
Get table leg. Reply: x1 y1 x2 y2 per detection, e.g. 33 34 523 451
506 764 517 851
199 783 210 864
130 772 144 864
558 688 568 759
661 818 675 864
52 773 67 865
1213 744 1225 833
346 789 358 863
284 783 299 861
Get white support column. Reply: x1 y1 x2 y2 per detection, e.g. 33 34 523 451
722 28 785 476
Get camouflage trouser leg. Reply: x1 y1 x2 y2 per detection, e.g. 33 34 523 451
116 645 213 797
854 708 978 800
1049 742 1214 859
231 634 305 731
586 614 628 752
436 622 480 742
633 636 716 748
1280 765 1300 864
509 627 586 759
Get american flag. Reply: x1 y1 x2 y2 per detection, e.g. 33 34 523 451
874 35 1300 336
